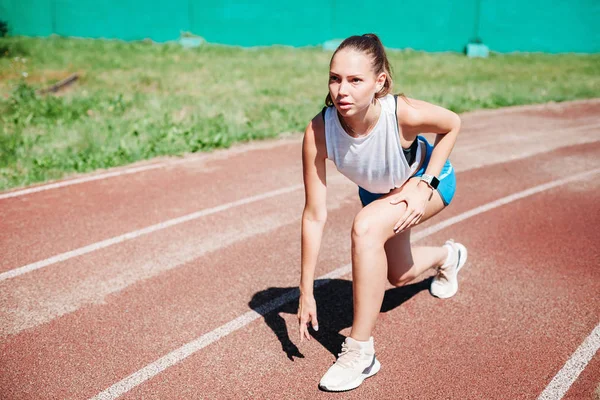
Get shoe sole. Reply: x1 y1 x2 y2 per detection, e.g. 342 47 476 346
430 243 468 299
319 358 381 392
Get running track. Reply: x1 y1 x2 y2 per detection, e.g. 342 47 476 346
1 100 599 399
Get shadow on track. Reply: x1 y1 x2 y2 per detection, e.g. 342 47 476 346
249 278 430 361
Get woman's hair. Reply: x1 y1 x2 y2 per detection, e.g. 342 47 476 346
325 33 394 106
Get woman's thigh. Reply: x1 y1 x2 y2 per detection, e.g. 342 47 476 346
382 178 447 277
354 178 446 247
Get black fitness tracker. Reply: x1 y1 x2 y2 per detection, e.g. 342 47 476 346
420 174 440 190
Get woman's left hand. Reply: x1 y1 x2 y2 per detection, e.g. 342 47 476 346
389 182 432 233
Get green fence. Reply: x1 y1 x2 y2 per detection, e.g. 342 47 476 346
1 0 599 53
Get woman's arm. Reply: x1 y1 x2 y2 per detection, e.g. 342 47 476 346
389 98 462 232
298 114 328 341
399 97 461 179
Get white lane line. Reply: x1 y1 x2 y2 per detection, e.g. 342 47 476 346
537 322 600 400
412 167 600 241
0 184 303 282
459 98 600 119
456 123 600 153
0 162 175 200
0 139 302 200
91 167 600 400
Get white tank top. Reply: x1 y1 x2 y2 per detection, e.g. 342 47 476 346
324 94 421 194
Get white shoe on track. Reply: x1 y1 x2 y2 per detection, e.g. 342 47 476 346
319 336 380 392
430 239 468 299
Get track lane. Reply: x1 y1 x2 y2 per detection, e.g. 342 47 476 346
0 139 305 270
2 142 598 338
1 142 599 399
119 164 600 400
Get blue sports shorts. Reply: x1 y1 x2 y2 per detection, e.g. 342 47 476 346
358 135 456 207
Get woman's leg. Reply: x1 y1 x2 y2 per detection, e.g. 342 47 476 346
319 175 461 392
385 230 449 286
349 207 391 341
350 178 449 341
385 178 449 287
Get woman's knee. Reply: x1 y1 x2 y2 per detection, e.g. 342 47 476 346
351 211 384 247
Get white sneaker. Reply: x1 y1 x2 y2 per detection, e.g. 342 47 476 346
319 336 381 392
430 240 468 299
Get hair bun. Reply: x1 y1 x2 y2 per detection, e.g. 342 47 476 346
362 33 378 40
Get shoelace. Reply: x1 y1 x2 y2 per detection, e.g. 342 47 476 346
435 266 449 282
336 342 362 369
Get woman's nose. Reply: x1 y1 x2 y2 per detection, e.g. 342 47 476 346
338 80 349 95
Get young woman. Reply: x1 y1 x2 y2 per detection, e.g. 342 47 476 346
298 33 467 392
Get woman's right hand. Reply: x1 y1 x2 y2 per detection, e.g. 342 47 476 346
298 293 319 342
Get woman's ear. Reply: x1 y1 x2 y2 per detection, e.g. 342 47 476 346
377 72 387 91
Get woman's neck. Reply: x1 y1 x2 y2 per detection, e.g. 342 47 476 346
340 99 381 137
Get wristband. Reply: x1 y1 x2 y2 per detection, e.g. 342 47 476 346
420 174 439 190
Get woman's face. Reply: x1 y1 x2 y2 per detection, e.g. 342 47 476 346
329 49 385 117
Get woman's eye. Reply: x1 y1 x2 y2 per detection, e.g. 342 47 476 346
329 76 338 81
352 78 361 83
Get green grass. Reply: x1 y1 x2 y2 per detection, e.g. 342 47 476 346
1 36 599 191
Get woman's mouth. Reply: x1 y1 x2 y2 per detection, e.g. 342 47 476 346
337 102 352 110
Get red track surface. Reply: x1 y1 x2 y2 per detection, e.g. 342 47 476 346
1 100 599 399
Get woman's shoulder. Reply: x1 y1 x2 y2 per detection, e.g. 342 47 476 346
394 95 425 125
306 109 327 135
303 110 327 153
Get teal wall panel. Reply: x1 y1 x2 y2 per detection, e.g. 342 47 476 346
0 0 53 36
331 0 478 52
191 1 332 47
1 0 599 53
479 0 600 53
52 0 190 41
